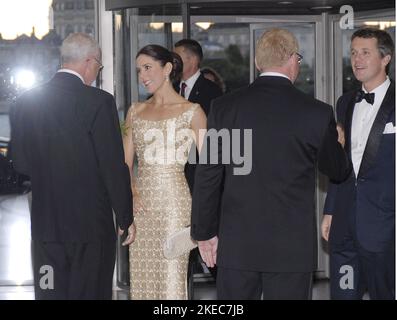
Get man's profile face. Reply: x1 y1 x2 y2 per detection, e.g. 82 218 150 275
174 46 197 78
350 37 389 85
83 52 102 85
291 52 301 83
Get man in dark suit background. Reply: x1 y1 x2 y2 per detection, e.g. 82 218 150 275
174 39 223 288
10 33 135 300
174 39 223 116
322 28 395 300
191 28 351 300
174 39 223 193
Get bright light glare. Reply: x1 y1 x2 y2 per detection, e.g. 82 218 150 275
364 21 396 30
172 23 183 33
15 70 36 89
150 23 164 30
0 0 53 40
195 22 213 30
6 198 33 286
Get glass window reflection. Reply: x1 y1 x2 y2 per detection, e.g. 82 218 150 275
192 22 250 93
0 0 96 140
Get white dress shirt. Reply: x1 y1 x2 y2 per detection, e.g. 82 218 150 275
180 70 201 99
57 69 85 83
259 71 291 81
351 77 391 176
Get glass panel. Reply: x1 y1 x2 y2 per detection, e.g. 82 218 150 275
0 0 96 142
253 23 316 96
112 11 127 120
191 22 250 93
0 114 10 141
341 14 395 93
138 21 183 48
132 6 183 102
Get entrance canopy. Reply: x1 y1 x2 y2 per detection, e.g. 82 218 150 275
105 0 395 15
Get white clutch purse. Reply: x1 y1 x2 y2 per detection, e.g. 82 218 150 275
163 226 198 260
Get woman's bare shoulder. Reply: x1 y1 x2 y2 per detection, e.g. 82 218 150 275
128 101 149 117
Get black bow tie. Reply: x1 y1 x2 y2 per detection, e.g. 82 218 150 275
355 90 375 105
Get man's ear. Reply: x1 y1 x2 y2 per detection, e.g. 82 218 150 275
287 54 295 66
382 54 392 69
254 57 260 72
192 55 200 69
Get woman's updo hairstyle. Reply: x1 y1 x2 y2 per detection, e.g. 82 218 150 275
136 44 183 85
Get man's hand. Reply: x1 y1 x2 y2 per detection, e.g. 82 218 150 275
321 214 332 241
336 124 345 148
198 236 218 268
119 222 136 246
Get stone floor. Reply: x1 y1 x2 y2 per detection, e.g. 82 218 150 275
0 279 334 300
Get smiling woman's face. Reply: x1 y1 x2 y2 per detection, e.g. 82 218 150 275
136 54 167 94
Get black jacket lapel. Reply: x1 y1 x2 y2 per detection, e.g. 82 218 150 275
189 74 203 102
358 83 395 178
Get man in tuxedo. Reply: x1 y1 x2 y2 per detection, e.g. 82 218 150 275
10 33 135 300
321 28 395 300
191 28 351 300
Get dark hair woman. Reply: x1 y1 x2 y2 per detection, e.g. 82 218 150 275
124 44 207 300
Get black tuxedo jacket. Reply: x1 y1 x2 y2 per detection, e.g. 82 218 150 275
179 73 223 193
181 73 223 116
10 72 133 242
324 83 395 252
191 76 351 272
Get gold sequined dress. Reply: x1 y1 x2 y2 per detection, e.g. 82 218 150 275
129 103 198 300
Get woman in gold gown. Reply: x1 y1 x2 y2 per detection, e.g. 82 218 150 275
123 45 207 299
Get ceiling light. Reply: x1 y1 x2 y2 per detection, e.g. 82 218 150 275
149 22 164 30
310 6 333 10
364 21 396 30
171 23 183 33
195 22 212 30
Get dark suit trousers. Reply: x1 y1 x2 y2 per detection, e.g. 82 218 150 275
330 236 395 300
32 241 116 300
217 267 312 300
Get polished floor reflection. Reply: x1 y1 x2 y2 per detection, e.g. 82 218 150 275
0 193 33 286
0 279 335 300
0 193 367 300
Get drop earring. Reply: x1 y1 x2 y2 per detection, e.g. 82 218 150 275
165 74 170 82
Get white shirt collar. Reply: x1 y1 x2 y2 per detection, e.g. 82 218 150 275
260 72 291 81
351 77 391 176
57 69 85 84
182 70 201 89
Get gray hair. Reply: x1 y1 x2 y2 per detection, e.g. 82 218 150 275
61 33 101 64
